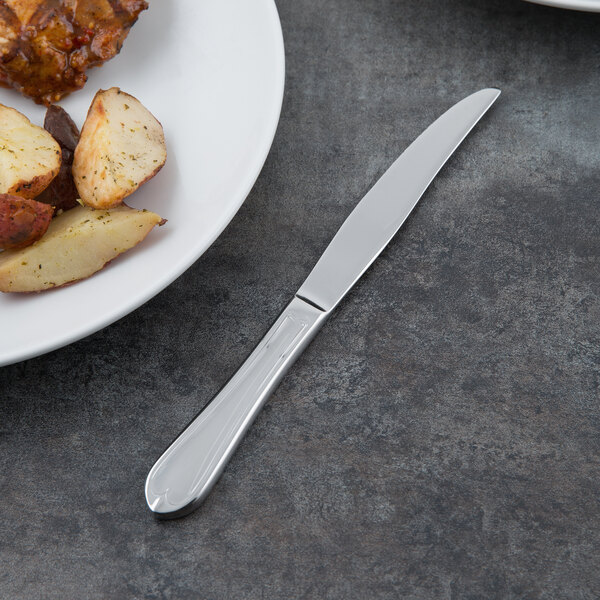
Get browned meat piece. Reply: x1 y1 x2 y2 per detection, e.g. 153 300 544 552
0 0 148 105
36 104 80 211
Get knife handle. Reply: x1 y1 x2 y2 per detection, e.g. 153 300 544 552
145 296 328 518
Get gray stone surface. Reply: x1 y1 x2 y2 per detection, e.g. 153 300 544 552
1 0 599 598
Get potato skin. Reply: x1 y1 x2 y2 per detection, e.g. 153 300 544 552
44 105 80 151
9 170 60 200
0 194 54 249
36 105 80 212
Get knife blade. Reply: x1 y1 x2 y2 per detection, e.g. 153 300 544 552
145 88 500 518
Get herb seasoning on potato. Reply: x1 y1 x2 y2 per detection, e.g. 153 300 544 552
0 88 168 293
0 104 61 198
73 87 167 209
0 205 165 292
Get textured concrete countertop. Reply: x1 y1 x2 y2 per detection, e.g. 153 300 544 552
1 0 599 598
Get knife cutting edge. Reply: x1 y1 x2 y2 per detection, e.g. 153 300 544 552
145 88 501 518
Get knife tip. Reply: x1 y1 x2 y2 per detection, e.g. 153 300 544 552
485 87 502 99
472 88 501 109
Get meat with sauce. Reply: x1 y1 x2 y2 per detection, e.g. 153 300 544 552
0 0 147 105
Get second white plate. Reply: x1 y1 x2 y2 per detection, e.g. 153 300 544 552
524 0 600 11
0 0 285 367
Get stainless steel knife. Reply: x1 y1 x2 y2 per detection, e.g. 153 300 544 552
145 88 501 518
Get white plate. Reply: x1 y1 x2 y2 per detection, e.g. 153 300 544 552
524 0 600 11
0 0 285 367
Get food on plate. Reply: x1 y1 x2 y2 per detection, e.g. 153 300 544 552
44 103 80 154
0 204 165 292
0 89 168 294
36 105 80 212
0 194 53 249
0 0 148 105
73 87 166 209
0 103 61 198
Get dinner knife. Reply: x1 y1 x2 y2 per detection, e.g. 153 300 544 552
145 88 501 518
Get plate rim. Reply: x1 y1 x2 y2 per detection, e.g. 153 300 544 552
0 0 286 368
524 0 600 11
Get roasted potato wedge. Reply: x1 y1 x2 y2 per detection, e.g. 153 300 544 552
0 204 164 292
36 105 80 212
0 104 61 198
73 88 166 209
0 195 53 249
